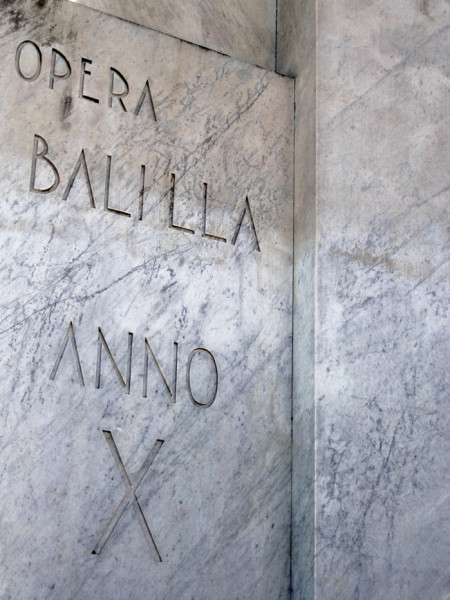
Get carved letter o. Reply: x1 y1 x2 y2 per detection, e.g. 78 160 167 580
186 348 218 408
15 40 42 82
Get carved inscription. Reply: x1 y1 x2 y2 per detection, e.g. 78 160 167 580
186 348 218 408
50 322 219 408
30 134 261 252
96 328 133 394
15 40 157 120
92 431 164 561
143 340 178 402
14 36 263 253
7 19 281 575
49 321 84 385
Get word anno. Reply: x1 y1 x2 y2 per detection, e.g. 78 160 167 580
50 322 219 408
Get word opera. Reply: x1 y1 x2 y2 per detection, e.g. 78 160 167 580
15 40 157 119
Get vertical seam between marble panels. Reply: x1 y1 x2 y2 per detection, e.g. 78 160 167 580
290 76 296 600
275 0 279 72
313 0 318 597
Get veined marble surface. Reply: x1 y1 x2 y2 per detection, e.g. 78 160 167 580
0 2 293 599
69 0 277 70
316 1 450 598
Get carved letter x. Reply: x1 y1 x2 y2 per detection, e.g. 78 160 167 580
92 430 164 561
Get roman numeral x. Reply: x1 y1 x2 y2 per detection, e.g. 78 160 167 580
92 430 164 561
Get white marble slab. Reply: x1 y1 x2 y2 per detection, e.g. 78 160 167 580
278 2 317 599
315 1 450 598
278 1 450 598
70 0 277 70
0 2 293 599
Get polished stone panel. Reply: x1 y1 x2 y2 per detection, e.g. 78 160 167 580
0 2 293 599
70 0 277 70
278 0 317 598
315 1 450 598
279 0 449 598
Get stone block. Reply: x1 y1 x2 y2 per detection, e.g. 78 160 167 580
70 0 277 70
0 2 293 598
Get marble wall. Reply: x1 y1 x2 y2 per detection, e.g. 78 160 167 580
70 0 277 70
279 1 449 598
314 1 450 597
1 0 449 599
0 1 293 598
278 1 316 599
276 1 450 598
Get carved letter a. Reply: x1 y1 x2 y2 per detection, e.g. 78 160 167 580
49 322 85 385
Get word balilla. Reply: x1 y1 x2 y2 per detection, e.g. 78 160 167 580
30 133 261 251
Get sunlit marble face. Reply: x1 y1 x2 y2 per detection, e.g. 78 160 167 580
0 2 293 599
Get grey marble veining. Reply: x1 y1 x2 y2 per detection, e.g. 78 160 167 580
315 1 450 598
2 1 448 598
0 2 293 599
278 0 449 598
70 0 277 70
